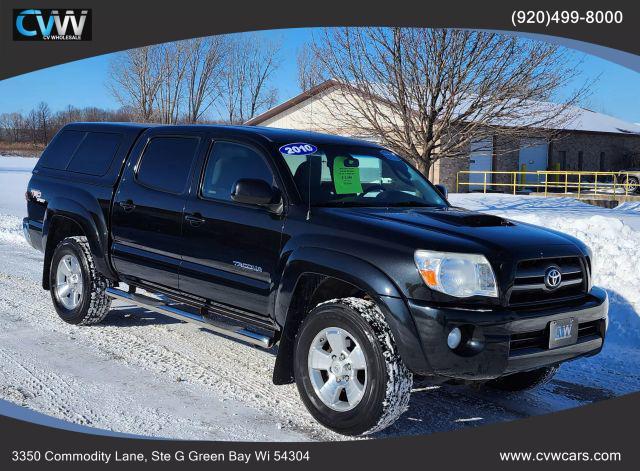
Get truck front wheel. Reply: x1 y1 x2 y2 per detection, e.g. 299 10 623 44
49 236 112 325
486 366 559 392
294 297 413 436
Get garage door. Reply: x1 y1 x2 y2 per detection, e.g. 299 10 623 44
469 139 493 190
519 140 548 185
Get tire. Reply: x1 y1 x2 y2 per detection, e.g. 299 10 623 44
486 366 558 392
49 236 112 325
293 297 413 435
625 176 639 194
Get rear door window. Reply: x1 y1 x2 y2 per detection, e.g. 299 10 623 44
136 136 200 194
66 132 123 176
39 130 85 170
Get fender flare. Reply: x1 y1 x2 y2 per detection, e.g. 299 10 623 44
272 247 429 384
43 196 116 285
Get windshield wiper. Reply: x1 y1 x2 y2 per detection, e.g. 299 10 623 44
312 201 374 208
312 201 443 208
382 201 443 208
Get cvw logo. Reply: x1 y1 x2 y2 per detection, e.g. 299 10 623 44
555 324 572 340
13 9 92 41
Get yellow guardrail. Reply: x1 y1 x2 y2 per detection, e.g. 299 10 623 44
456 170 638 197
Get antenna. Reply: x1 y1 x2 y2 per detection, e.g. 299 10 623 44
306 154 312 221
306 83 314 221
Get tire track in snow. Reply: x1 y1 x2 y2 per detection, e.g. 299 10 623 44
0 346 100 426
0 340 275 440
0 271 338 440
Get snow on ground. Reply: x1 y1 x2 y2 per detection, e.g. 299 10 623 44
0 156 34 245
0 155 638 441
0 156 35 216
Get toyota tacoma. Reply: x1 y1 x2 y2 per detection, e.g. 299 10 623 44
23 123 608 435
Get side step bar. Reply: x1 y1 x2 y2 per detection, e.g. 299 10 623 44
106 287 273 348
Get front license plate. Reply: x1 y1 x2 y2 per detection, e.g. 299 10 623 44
548 318 578 349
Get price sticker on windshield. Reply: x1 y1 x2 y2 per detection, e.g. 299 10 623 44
279 142 318 156
333 156 363 194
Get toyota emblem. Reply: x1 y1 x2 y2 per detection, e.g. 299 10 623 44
544 266 562 289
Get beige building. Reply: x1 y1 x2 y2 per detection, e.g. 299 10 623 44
246 81 640 190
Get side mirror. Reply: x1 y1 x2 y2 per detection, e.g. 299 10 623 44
435 184 448 199
232 179 280 207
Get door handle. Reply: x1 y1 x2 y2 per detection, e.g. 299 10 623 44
185 213 205 227
119 200 136 212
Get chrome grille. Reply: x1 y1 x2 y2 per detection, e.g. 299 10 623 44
508 256 587 306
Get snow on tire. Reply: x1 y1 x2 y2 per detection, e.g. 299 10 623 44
331 297 413 434
294 296 413 435
49 236 113 325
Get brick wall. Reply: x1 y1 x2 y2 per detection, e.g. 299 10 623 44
439 131 640 192
493 135 521 187
434 140 470 190
549 132 640 172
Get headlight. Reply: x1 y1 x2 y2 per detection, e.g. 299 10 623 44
414 250 498 298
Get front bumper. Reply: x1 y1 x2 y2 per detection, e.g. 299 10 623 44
408 287 608 380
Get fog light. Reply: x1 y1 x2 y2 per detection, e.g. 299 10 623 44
447 327 462 350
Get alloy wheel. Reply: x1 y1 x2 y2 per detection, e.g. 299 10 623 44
54 254 83 310
307 326 368 411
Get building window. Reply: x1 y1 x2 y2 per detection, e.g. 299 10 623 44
559 151 567 170
578 151 584 171
600 152 606 172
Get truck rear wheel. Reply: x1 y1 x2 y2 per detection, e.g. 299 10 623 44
49 236 112 325
486 366 558 391
293 297 413 436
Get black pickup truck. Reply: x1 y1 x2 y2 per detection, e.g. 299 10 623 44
24 122 608 435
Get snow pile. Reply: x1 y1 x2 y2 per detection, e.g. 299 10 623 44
509 213 639 343
512 214 638 302
450 193 640 344
615 201 640 212
0 214 25 245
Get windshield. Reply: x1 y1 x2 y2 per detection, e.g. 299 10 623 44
279 144 447 208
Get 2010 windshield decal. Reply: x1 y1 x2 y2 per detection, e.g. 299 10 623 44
279 143 318 155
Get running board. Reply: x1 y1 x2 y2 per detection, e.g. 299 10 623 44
106 287 273 348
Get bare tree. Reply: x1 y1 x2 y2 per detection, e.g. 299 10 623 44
57 105 83 126
0 112 26 142
25 109 39 144
0 115 7 141
36 101 52 143
0 104 135 147
0 113 16 141
155 41 191 124
297 42 327 91
184 37 228 123
313 28 590 174
109 46 164 121
221 35 280 124
7 112 24 142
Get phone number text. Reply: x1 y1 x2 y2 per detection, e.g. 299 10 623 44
511 10 623 28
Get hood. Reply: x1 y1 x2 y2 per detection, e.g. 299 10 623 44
324 206 580 253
